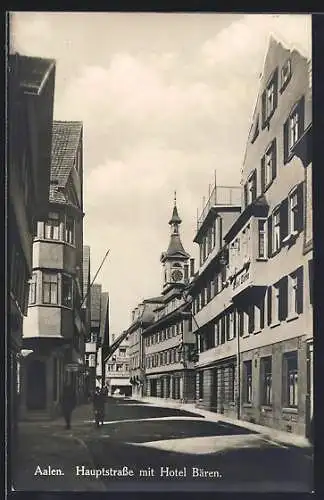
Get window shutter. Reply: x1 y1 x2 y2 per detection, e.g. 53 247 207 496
267 217 273 257
279 278 288 321
253 170 257 201
261 156 265 193
298 96 305 137
280 198 289 243
261 91 266 128
272 139 277 180
23 281 30 316
267 286 272 325
273 69 279 110
244 183 248 207
296 182 304 232
297 268 304 314
283 120 289 164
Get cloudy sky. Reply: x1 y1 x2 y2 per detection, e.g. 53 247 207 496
10 12 311 336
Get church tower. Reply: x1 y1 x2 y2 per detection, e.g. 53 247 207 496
160 192 190 293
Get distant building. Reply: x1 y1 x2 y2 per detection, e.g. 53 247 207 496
21 120 85 418
141 198 196 402
105 334 132 396
8 52 56 443
89 283 102 388
128 297 164 399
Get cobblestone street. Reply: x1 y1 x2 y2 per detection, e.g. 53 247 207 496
12 398 313 492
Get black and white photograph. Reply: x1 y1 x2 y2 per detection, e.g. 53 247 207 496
7 11 313 493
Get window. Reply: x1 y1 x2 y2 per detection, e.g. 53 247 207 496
280 58 292 91
262 70 278 125
62 275 73 308
243 360 252 403
238 310 244 337
248 304 255 334
288 267 304 316
284 97 305 161
42 272 58 304
261 140 277 191
247 170 257 205
256 296 265 330
119 348 126 357
65 216 74 244
272 208 281 253
28 272 37 304
227 311 236 340
288 184 304 236
44 214 60 240
261 357 272 405
283 352 298 408
258 219 267 259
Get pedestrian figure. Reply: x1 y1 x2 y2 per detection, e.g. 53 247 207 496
93 387 105 427
61 383 76 430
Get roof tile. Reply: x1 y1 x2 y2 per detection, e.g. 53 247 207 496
50 121 83 187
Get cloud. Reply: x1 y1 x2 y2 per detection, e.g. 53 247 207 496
202 14 311 72
11 13 311 335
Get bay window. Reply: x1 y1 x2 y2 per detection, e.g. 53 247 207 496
42 272 58 304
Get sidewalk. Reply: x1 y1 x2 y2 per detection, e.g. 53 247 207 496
135 397 313 452
12 404 106 492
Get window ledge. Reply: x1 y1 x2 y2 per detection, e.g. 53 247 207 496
286 313 299 323
270 321 281 329
256 257 268 262
261 405 273 412
253 329 262 335
282 407 298 414
33 237 76 249
242 403 252 408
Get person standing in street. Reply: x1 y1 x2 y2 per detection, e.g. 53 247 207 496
61 383 76 430
93 386 105 427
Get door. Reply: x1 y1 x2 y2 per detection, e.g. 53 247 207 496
26 360 47 410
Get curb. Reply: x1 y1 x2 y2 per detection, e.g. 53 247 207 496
135 397 313 451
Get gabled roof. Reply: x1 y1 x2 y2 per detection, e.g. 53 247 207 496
10 54 56 96
50 121 83 187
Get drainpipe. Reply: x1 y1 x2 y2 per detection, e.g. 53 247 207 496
237 321 241 420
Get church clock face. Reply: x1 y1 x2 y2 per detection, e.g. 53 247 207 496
171 269 183 282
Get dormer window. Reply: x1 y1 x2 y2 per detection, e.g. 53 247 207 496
280 58 292 92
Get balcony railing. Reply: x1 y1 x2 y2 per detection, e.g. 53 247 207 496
197 186 241 231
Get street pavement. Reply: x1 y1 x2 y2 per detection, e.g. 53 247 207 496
12 397 313 492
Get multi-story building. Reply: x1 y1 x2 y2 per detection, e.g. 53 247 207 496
8 52 56 445
229 36 312 436
190 183 242 417
82 245 93 397
142 199 196 402
98 291 110 385
191 36 312 437
21 120 86 418
128 297 164 398
105 334 132 396
89 283 102 388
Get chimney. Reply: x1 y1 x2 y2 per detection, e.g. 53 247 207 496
190 258 195 277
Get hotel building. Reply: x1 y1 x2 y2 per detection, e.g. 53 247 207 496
191 37 312 437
